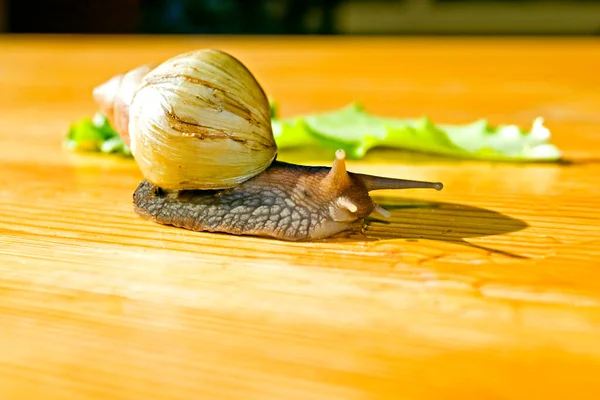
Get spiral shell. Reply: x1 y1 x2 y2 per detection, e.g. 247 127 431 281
94 49 277 190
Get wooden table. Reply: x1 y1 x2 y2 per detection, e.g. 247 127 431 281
1 35 600 399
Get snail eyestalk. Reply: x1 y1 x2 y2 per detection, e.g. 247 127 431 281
322 149 352 191
357 174 443 192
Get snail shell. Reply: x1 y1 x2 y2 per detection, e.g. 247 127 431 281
94 49 277 190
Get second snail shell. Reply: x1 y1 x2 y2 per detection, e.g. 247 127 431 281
93 49 278 190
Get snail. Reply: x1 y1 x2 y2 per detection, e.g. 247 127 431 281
92 48 443 241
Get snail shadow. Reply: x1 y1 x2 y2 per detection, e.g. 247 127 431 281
344 196 529 259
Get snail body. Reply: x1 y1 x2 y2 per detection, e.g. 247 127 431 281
94 49 443 241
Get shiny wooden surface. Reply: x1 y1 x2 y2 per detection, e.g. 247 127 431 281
1 35 600 399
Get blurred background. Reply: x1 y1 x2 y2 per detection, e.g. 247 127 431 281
1 0 600 36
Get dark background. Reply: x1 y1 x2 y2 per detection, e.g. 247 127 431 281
2 0 600 35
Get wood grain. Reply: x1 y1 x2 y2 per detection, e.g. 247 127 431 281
1 35 600 400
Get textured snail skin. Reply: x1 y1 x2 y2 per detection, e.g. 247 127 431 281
132 152 444 241
133 159 376 241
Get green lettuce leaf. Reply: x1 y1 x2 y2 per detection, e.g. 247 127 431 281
274 103 561 161
64 102 562 162
63 112 131 156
